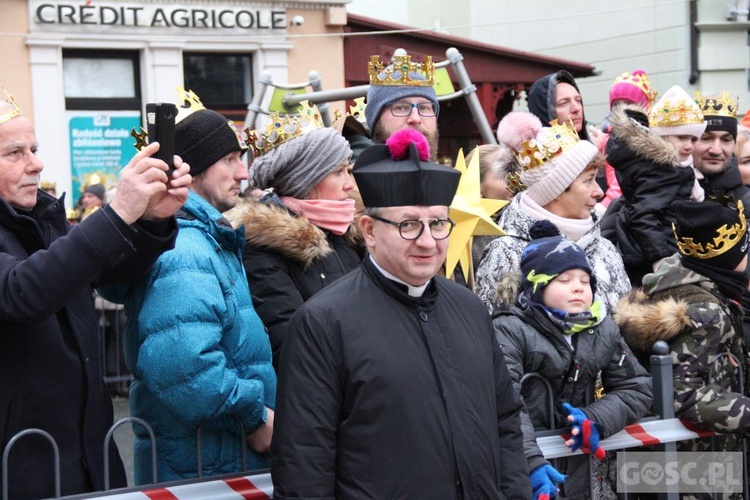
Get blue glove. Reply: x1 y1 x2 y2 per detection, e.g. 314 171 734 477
530 464 566 500
562 402 605 459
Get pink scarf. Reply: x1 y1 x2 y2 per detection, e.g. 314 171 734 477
281 196 356 235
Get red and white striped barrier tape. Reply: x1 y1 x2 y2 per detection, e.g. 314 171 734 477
72 418 716 499
539 417 716 459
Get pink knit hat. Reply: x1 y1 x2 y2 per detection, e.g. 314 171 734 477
609 70 655 110
517 120 599 206
649 85 706 139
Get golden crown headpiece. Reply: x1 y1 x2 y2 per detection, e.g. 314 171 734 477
174 86 206 123
333 97 368 124
673 198 747 259
0 86 22 126
612 71 657 105
506 171 526 195
40 180 56 191
694 91 738 118
368 54 434 87
66 207 81 221
649 98 705 128
515 119 580 170
245 100 325 157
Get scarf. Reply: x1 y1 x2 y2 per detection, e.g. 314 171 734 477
281 196 355 236
680 256 749 301
520 293 605 335
519 194 594 241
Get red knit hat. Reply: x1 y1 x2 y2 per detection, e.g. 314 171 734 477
609 70 655 110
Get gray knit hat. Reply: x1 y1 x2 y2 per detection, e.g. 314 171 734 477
250 127 352 199
365 75 439 132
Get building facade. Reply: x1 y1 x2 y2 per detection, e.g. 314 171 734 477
1 0 348 205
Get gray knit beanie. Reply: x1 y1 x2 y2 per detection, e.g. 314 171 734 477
365 75 439 132
250 127 352 198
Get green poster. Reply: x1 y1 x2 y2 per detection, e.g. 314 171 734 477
67 111 141 205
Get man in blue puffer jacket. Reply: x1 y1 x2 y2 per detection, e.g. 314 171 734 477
103 93 275 484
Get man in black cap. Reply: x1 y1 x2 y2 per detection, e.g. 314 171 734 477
616 195 750 461
102 89 276 483
693 92 750 212
272 129 530 499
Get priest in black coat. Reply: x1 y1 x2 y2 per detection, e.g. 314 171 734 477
272 129 530 499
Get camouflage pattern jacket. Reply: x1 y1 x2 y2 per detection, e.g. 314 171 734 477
615 254 750 435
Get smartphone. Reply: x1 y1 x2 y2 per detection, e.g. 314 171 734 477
146 103 177 177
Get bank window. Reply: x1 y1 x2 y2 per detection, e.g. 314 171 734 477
63 50 140 110
183 53 252 121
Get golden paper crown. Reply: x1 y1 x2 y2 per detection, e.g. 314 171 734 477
333 97 368 125
694 91 738 118
175 86 206 123
40 180 56 191
506 171 526 195
368 54 434 86
66 207 81 221
0 86 22 126
674 199 746 259
82 173 104 190
612 71 657 105
245 100 325 157
515 119 580 170
649 98 705 128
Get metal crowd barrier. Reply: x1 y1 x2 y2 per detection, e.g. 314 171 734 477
3 340 749 499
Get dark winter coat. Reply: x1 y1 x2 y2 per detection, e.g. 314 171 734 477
603 106 691 285
0 191 176 499
699 157 750 217
228 198 364 369
492 274 652 498
272 257 531 499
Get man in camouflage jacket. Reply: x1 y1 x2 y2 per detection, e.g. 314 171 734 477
615 198 750 450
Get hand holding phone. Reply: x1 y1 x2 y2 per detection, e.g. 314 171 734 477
146 103 177 177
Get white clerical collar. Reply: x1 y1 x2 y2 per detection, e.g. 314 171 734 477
369 255 430 297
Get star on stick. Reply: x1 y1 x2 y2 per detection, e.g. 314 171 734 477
445 148 507 282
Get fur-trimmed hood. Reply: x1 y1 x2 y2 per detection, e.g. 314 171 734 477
493 272 522 310
613 289 692 352
607 105 679 168
225 198 364 268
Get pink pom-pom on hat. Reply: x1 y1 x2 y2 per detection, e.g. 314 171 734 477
496 111 543 150
386 128 430 161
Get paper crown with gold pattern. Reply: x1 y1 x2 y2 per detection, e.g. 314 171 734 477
333 97 367 125
515 119 581 170
40 180 56 191
0 86 22 126
649 85 706 138
516 119 599 206
368 54 434 86
673 195 748 268
610 70 656 109
694 91 738 118
245 100 325 157
174 86 206 123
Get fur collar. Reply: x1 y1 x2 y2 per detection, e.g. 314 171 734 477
494 272 522 310
609 105 680 166
225 198 363 267
613 289 692 351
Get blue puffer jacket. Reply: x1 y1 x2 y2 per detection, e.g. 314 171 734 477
103 192 275 484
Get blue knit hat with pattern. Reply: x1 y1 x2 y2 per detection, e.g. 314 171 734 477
520 220 595 304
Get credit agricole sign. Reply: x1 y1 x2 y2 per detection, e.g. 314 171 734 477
30 1 287 31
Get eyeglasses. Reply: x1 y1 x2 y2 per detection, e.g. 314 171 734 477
369 214 455 240
389 101 438 118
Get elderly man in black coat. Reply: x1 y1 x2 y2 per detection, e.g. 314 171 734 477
0 88 191 499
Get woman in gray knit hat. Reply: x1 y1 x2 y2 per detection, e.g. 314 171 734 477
228 113 364 370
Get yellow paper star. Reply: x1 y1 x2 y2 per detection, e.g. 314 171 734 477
445 147 508 282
